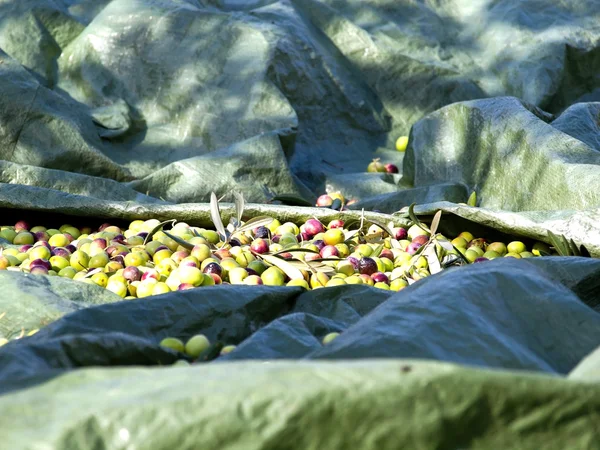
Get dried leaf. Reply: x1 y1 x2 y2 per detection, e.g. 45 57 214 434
0 312 6 321
467 191 477 207
163 231 195 250
429 210 442 236
236 216 274 234
260 254 305 280
143 219 177 245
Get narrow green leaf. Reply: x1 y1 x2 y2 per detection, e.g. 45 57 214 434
143 219 177 245
210 192 227 241
371 244 384 258
284 258 336 275
233 191 244 225
467 191 477 207
236 216 274 234
310 257 346 263
163 231 195 250
408 203 429 232
548 231 570 256
429 210 442 236
273 247 320 255
260 254 305 280
568 238 581 257
196 342 224 362
579 245 591 258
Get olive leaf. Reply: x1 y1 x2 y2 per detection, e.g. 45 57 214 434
422 244 442 275
467 191 477 207
163 230 195 250
390 239 403 249
0 312 6 321
236 216 273 234
441 254 462 268
310 257 347 263
429 210 442 236
143 219 177 245
210 192 228 242
259 254 305 280
273 248 320 256
547 231 572 256
371 244 384 258
83 268 103 279
233 191 244 226
343 229 361 242
284 258 336 275
408 203 430 233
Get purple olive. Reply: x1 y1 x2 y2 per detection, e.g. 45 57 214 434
30 258 51 271
304 219 325 237
203 262 222 277
30 266 49 275
371 272 389 284
358 257 378 275
347 256 360 270
394 228 408 240
253 226 271 239
51 247 71 257
407 242 423 255
313 240 326 251
123 266 142 282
